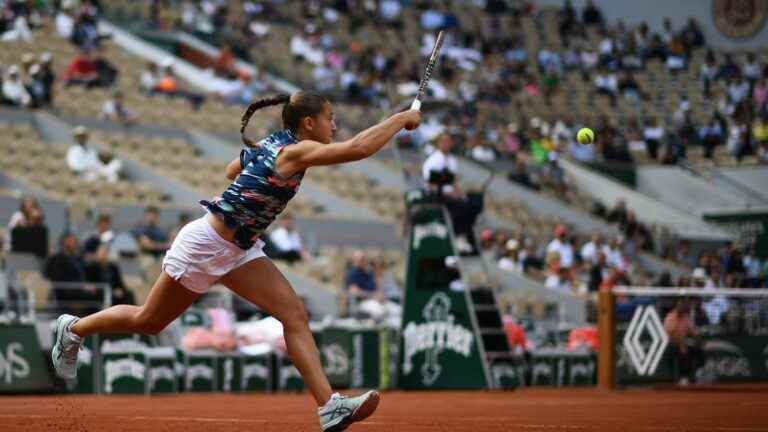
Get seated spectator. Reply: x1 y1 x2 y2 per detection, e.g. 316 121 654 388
700 50 716 98
140 62 159 93
85 245 136 306
679 17 705 54
2 65 31 107
67 125 123 182
132 206 170 257
344 251 381 316
546 225 575 272
728 76 750 105
8 196 48 258
93 49 119 87
606 199 629 225
268 214 308 264
55 4 75 39
753 78 768 110
100 90 136 126
618 71 644 103
152 63 206 110
580 232 606 265
715 54 740 81
588 251 608 292
83 213 116 259
62 49 99 87
643 117 664 160
25 64 48 108
498 239 523 274
699 116 725 160
544 251 573 293
594 68 617 104
71 7 104 50
468 136 497 163
35 52 55 103
582 0 603 27
743 52 762 85
45 232 97 315
507 158 539 190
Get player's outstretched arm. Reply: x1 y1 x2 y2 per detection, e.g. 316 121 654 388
278 110 421 176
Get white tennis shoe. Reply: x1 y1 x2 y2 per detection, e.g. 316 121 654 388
318 390 380 431
51 314 83 380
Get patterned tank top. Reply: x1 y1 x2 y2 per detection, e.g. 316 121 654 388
200 129 304 250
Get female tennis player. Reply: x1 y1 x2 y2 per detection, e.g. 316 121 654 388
52 91 421 431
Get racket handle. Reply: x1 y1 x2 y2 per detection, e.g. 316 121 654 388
410 99 422 111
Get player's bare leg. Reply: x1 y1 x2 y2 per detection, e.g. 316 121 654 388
219 257 333 405
53 272 199 379
220 258 379 431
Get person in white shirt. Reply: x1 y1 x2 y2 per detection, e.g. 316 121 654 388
546 225 575 270
2 66 32 107
55 6 75 39
422 133 459 195
67 126 122 183
580 232 608 265
100 90 137 126
268 214 308 263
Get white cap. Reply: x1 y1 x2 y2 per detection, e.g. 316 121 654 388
692 267 707 280
39 52 52 63
29 63 40 75
7 65 19 75
73 125 88 136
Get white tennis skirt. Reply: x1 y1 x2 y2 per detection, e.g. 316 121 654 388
161 216 265 293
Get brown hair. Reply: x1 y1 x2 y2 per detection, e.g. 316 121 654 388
240 91 329 147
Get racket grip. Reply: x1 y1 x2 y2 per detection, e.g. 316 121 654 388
410 99 422 111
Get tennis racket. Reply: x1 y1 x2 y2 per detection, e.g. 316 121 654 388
410 31 445 111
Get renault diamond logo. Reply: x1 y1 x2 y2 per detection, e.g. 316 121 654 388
623 305 668 376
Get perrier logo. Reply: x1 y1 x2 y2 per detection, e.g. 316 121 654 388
402 292 474 385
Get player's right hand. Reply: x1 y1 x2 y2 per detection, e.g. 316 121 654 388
401 109 422 131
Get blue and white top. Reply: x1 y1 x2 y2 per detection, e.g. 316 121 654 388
201 129 304 250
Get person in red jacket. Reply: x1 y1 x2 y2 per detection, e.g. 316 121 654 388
63 49 98 87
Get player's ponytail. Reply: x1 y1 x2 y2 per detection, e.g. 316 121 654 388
240 94 290 147
240 91 329 147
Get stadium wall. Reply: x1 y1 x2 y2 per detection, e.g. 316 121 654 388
535 0 768 49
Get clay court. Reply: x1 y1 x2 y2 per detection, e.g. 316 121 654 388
1 388 766 432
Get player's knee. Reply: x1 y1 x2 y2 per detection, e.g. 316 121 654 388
281 304 310 329
132 309 168 335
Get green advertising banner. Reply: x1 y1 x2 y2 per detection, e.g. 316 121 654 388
0 324 54 393
398 203 488 389
615 305 768 385
704 211 768 258
319 326 383 389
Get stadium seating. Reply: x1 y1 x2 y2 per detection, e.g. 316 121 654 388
0 123 170 207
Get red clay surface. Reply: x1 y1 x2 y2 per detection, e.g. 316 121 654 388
1 388 767 431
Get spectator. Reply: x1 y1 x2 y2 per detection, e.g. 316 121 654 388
546 224 575 271
498 239 523 274
743 248 763 287
754 78 768 110
507 158 539 190
44 232 97 315
594 68 618 105
423 133 459 195
728 76 750 105
580 232 606 265
588 251 608 292
37 52 56 105
268 213 309 264
25 63 48 108
152 63 206 110
618 71 644 103
700 50 716 98
55 4 75 39
2 65 31 107
7 197 40 230
133 206 170 258
67 125 123 182
93 49 119 87
582 0 603 27
663 299 704 385
140 62 159 93
85 245 136 306
606 199 629 225
83 213 116 259
7 196 47 258
100 90 137 126
469 135 497 162
679 17 705 54
544 251 573 293
344 251 378 313
716 54 740 81
62 49 99 87
699 115 725 160
743 52 761 85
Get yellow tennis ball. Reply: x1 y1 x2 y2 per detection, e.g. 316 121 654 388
577 128 595 145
